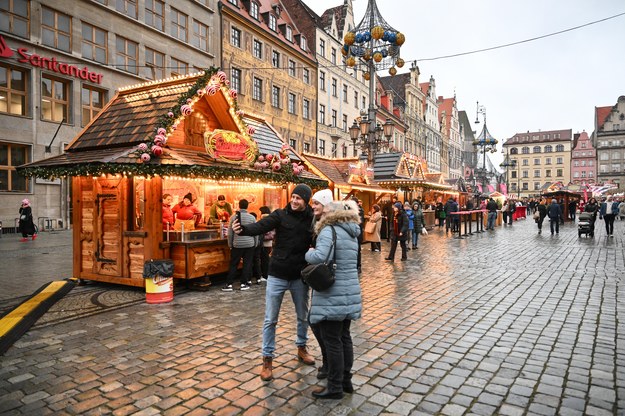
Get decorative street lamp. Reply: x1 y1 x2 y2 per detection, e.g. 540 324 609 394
499 147 517 196
472 101 498 190
343 0 405 166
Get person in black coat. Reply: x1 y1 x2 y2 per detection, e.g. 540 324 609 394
385 202 409 262
547 198 562 234
18 199 37 241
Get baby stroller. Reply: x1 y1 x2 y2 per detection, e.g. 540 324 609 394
578 212 594 238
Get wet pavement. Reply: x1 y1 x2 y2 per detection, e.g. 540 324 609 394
0 218 624 415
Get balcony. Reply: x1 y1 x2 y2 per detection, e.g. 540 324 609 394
318 124 346 140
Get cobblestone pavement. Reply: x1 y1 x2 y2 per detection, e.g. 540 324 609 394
0 218 624 415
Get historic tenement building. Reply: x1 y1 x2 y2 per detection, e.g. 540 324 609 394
0 0 218 230
593 95 625 189
570 131 596 185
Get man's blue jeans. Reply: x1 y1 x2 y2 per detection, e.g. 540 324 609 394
262 276 310 357
487 212 497 229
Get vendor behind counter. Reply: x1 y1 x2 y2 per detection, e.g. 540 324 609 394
172 192 202 231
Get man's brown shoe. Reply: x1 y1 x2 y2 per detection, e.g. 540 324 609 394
297 346 315 365
260 356 273 381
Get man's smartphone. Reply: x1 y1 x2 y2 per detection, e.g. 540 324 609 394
236 211 241 224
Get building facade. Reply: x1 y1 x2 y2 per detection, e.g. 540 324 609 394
0 0 218 230
503 129 573 198
420 76 442 172
220 0 317 155
570 131 596 185
437 95 462 179
593 95 625 189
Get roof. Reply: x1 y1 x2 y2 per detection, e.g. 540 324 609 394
380 73 409 108
505 129 573 145
301 154 389 193
596 106 612 131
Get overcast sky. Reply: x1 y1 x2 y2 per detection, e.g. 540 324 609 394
306 0 625 147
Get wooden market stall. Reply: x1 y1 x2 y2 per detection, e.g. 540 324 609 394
20 69 325 287
541 183 582 222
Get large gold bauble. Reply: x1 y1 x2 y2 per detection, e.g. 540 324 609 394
389 67 397 76
346 56 356 67
396 58 405 68
363 72 371 81
373 52 383 62
371 26 384 40
395 33 406 46
344 32 355 46
363 49 371 61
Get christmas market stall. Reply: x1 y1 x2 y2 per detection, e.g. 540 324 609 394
541 182 582 222
19 69 325 287
374 152 457 231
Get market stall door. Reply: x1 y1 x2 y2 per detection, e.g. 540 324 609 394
92 178 124 276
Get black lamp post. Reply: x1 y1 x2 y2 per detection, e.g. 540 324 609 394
499 148 517 197
343 0 405 166
472 101 498 191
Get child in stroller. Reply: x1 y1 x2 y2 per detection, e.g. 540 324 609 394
578 211 594 237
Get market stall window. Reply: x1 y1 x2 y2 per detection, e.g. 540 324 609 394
133 177 145 230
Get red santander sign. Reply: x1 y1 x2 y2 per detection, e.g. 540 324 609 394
0 35 103 84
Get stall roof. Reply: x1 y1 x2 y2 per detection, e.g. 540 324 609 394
20 69 324 186
373 152 454 191
301 154 389 193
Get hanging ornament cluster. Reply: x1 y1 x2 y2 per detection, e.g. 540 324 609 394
341 2 406 77
253 144 305 176
132 67 253 163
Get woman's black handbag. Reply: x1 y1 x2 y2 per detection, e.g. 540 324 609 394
301 226 337 291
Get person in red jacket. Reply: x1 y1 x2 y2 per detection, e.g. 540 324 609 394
172 192 202 230
162 194 174 231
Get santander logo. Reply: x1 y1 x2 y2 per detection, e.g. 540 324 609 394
0 35 14 58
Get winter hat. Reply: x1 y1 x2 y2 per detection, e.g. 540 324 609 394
183 192 193 202
292 183 312 204
21 199 30 206
312 189 333 206
394 202 403 209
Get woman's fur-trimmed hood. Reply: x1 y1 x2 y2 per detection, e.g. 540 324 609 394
314 200 361 237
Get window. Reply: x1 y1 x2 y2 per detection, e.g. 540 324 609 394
116 0 137 18
192 20 210 51
319 104 325 125
534 158 540 165
544 145 552 152
231 27 241 47
354 91 358 108
300 36 307 51
271 85 280 108
613 151 621 159
533 146 541 153
170 8 187 41
545 157 551 165
249 2 259 20
522 170 528 178
545 169 551 177
534 183 541 191
521 147 529 154
304 142 310 153
331 48 336 64
268 14 277 31
285 26 292 42
41 75 69 122
82 23 107 64
253 39 263 59
589 160 593 166
342 145 348 158
170 57 188 76
522 183 528 191
342 114 348 132
0 64 28 116
145 48 165 80
331 109 337 127
272 50 280 67
319 39 325 58
331 142 337 157
252 77 263 101
227 0 237 4
0 0 30 38
522 159 529 166
343 85 348 103
574 172 580 178
288 60 296 77
288 139 297 152
230 68 241 93
318 139 326 156
115 37 138 74
510 148 518 154
303 68 310 84
331 78 337 97
362 96 366 109
556 157 563 164
288 92 296 114
145 0 164 31
42 7 71 52
303 99 310 120
534 169 540 177
581 142 587 149
0 142 30 192
581 160 586 167
556 169 563 177
319 71 326 91
511 171 517 179
573 161 579 167
556 144 564 152
81 85 105 126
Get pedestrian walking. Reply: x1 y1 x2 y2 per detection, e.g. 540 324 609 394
568 199 578 221
385 202 408 262
536 197 548 234
223 199 257 291
435 201 445 229
232 184 316 381
486 197 498 230
599 196 619 237
502 201 509 225
364 204 382 252
445 197 459 233
584 197 599 236
412 202 425 249
619 199 625 220
404 202 414 249
548 198 562 234
18 199 37 242
305 200 362 400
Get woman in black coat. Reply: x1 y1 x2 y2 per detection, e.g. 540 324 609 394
18 199 37 241
385 202 409 262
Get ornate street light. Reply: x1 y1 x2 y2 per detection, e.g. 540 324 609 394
343 0 405 166
499 147 517 196
472 101 498 189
